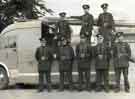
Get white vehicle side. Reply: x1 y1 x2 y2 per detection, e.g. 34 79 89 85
0 19 135 89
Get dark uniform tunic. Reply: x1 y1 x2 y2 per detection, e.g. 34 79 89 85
71 13 94 42
113 42 131 68
41 22 55 45
76 41 91 90
113 41 131 90
55 20 72 43
35 46 53 72
95 43 108 69
0 15 7 33
58 45 74 71
76 42 91 70
35 45 53 91
95 42 109 90
97 12 115 42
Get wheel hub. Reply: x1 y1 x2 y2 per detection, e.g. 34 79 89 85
0 72 4 81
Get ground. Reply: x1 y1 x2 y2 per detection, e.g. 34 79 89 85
0 89 135 99
0 82 135 99
0 62 135 99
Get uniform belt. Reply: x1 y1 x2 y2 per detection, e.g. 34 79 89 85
61 59 71 61
61 56 71 60
118 54 128 58
79 57 89 59
40 59 49 61
40 57 49 61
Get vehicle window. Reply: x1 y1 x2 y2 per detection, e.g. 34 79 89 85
0 36 17 49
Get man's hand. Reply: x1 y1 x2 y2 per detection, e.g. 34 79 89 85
86 32 89 35
54 36 57 40
98 55 103 59
103 23 108 27
53 54 57 59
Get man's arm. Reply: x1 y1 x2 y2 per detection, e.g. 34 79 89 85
35 48 40 61
97 14 102 27
110 14 115 32
88 45 92 58
126 43 131 58
75 44 79 58
70 47 75 60
70 16 82 20
91 15 94 26
55 22 59 33
66 22 73 34
126 43 135 62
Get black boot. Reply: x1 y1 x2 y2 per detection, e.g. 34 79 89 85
85 71 91 92
46 72 52 92
69 84 73 91
59 72 64 92
47 84 52 92
68 71 73 91
78 71 83 91
38 72 44 92
114 87 120 93
124 80 130 93
86 83 91 91
95 86 102 92
125 87 130 93
104 86 109 93
59 85 64 92
37 86 44 92
78 85 83 92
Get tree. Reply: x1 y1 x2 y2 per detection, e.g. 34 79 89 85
0 0 53 32
4 0 53 19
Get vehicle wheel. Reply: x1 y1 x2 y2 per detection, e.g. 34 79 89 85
0 67 9 89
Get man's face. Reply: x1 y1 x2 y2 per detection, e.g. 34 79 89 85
98 36 104 43
118 36 124 42
62 40 67 46
41 41 46 47
115 38 119 43
103 8 108 13
83 9 89 13
60 16 65 20
80 38 86 42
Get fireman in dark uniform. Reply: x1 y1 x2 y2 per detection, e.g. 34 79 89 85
76 34 92 91
55 12 72 45
70 4 94 43
113 32 131 93
35 38 53 92
97 3 115 42
41 21 55 46
57 37 74 91
95 34 109 92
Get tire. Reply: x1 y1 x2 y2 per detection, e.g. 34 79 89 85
0 67 9 89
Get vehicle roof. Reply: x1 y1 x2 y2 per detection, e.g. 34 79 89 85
0 20 41 36
1 17 135 36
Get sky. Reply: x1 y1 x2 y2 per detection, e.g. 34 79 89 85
44 0 135 20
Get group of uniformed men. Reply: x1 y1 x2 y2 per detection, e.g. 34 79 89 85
35 3 132 93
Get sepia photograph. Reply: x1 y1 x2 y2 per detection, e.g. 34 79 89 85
0 0 135 99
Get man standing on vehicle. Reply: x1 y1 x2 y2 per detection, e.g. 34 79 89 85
57 37 74 91
35 38 53 92
113 32 131 93
76 34 92 91
55 12 72 45
41 21 55 46
95 34 109 92
97 3 115 43
70 4 94 43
